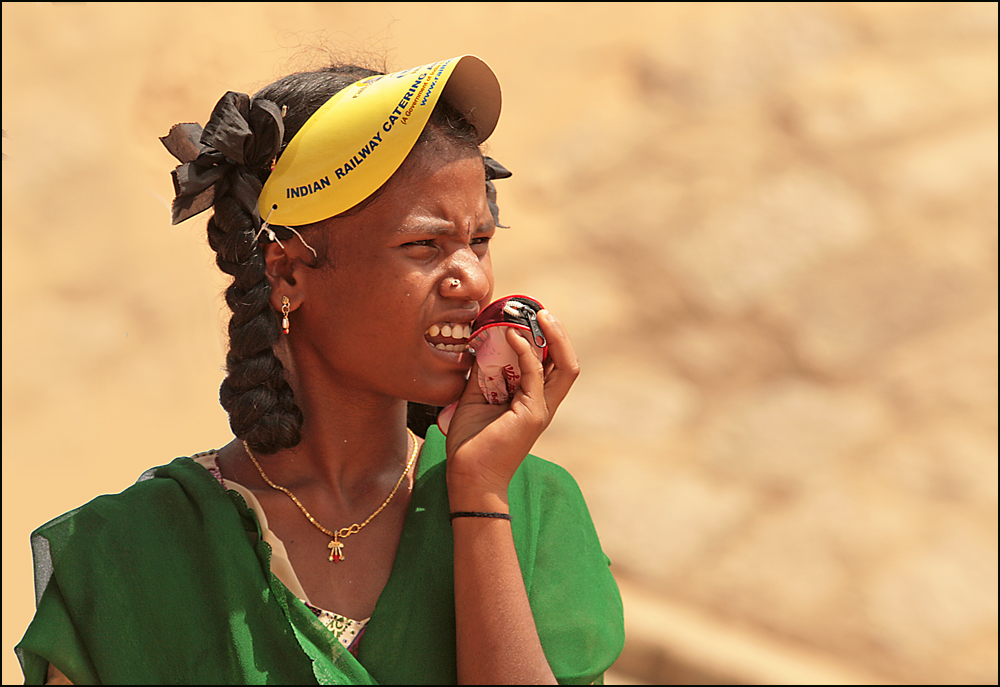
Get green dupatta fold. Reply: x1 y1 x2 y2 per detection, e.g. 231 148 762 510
16 427 624 684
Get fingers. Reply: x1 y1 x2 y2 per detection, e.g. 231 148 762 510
504 309 579 424
458 357 490 406
535 309 579 408
505 327 545 405
446 314 578 473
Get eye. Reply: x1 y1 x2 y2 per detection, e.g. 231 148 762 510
400 239 440 256
470 237 490 256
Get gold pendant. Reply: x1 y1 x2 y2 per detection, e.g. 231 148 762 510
328 538 344 562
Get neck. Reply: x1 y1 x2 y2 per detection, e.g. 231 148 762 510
249 380 414 508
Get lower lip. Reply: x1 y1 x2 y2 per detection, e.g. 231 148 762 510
425 340 472 365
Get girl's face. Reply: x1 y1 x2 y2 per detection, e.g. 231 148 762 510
292 142 496 407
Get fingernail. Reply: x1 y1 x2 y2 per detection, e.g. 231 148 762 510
538 309 551 321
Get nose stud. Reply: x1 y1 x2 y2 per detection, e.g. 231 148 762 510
447 278 461 288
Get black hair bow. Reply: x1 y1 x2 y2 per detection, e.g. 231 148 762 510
160 92 284 226
484 156 512 228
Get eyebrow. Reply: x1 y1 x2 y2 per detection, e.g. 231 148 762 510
396 218 495 237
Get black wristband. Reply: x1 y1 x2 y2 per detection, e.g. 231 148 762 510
449 511 512 521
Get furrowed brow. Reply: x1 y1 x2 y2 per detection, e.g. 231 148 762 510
397 218 494 237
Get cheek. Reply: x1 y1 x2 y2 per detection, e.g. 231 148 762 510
481 256 496 306
326 257 402 306
343 277 426 343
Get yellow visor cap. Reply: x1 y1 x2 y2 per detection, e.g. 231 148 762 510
258 55 501 227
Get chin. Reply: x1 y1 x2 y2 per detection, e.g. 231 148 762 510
411 372 468 408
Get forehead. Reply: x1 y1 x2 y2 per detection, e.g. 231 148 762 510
347 147 491 237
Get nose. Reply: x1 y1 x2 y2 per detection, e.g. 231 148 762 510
440 249 492 302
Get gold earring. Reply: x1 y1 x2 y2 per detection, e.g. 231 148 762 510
281 296 291 334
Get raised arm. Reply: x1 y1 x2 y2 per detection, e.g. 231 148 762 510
445 310 579 684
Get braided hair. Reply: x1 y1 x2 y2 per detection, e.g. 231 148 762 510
207 64 480 453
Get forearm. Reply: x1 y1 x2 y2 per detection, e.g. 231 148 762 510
451 491 557 685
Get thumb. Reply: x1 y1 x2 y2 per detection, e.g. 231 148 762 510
457 357 489 406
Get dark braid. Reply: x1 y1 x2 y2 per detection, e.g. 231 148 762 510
208 176 303 454
209 63 483 451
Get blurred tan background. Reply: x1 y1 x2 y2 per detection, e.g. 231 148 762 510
3 2 997 684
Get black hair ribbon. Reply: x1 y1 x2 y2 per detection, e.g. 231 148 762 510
159 92 284 227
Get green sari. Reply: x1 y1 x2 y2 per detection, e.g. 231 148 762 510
16 427 624 684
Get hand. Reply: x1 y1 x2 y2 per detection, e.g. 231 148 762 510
445 309 579 506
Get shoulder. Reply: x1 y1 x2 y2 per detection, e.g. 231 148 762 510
508 453 605 562
517 452 577 482
511 452 589 507
420 425 584 503
33 455 229 549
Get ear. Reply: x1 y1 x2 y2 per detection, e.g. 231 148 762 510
263 241 307 314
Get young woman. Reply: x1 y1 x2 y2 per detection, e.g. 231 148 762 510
17 55 624 685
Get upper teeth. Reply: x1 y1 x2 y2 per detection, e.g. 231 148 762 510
427 323 471 339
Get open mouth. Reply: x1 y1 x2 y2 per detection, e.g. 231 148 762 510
425 322 472 353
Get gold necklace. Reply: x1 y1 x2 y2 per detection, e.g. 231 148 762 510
243 428 420 563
